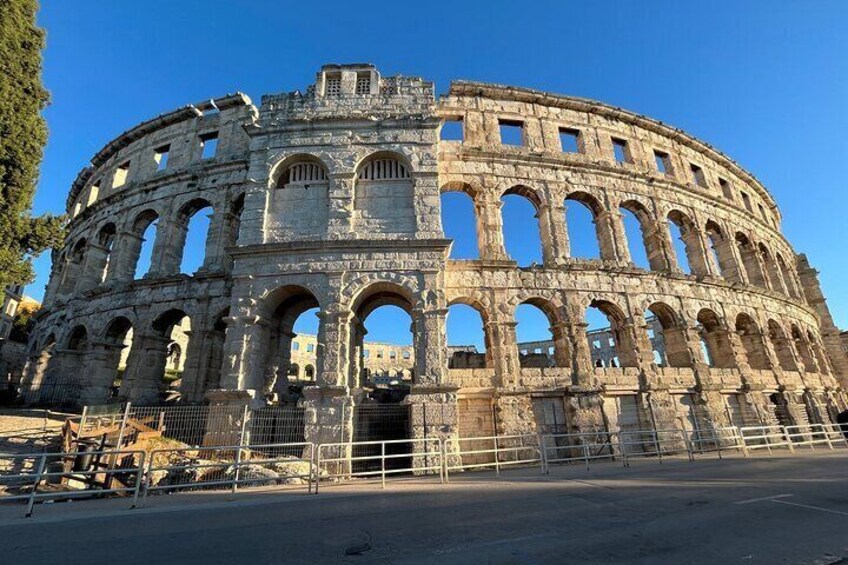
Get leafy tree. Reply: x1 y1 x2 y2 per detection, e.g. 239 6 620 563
0 0 64 289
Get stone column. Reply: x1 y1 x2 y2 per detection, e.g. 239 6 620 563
681 228 711 277
412 307 448 386
107 231 144 282
79 342 124 405
662 325 696 368
147 216 187 278
549 322 573 371
714 236 744 283
198 207 227 273
487 319 520 387
316 310 352 388
475 195 510 261
77 242 109 291
538 202 569 266
644 219 676 272
120 333 171 404
327 175 355 240
594 210 623 262
567 320 595 386
218 312 269 402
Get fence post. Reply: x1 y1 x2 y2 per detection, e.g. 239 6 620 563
116 402 131 450
493 436 501 478
739 428 750 458
823 424 834 450
582 440 591 471
231 405 250 494
438 439 445 484
314 445 322 494
680 427 694 462
782 426 795 454
537 432 546 474
654 430 663 464
79 405 89 435
130 451 145 509
381 442 386 489
25 454 47 518
443 440 451 484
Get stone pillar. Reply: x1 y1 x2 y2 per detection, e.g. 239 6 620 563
317 310 352 388
120 333 171 404
79 342 124 405
714 236 744 283
567 319 595 386
198 207 227 273
487 319 520 387
645 219 676 272
327 175 355 240
218 312 269 400
538 203 569 266
77 243 109 291
147 216 187 278
108 231 144 282
681 228 711 277
702 326 738 369
476 195 510 261
549 322 573 370
412 307 448 386
594 210 623 262
662 326 696 368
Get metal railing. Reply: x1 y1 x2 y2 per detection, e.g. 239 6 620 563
444 434 542 479
142 442 315 502
0 448 145 517
2 421 846 518
315 438 443 491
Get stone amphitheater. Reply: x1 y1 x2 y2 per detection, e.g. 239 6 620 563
22 63 848 444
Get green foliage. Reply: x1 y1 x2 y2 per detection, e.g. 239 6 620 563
8 305 35 343
0 0 65 288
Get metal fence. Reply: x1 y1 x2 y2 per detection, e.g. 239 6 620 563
2 417 847 518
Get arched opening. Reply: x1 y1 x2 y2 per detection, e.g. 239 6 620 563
565 192 602 260
58 239 87 295
132 210 159 279
735 233 766 287
758 243 785 293
776 254 800 299
149 310 191 402
93 223 117 284
767 320 796 371
586 300 637 368
353 289 415 395
446 301 489 368
705 221 736 280
645 303 691 368
440 191 480 259
353 154 414 235
502 186 543 266
515 300 561 368
269 157 329 238
735 314 770 370
791 324 816 372
619 201 652 269
696 309 736 368
104 317 133 399
263 285 321 401
808 330 830 374
304 364 315 381
667 210 700 275
177 199 213 274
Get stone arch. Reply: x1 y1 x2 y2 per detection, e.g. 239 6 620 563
767 319 797 371
350 281 417 391
620 199 660 270
696 309 736 368
735 232 766 287
268 154 330 239
353 151 414 235
501 184 545 266
667 209 705 276
585 298 637 368
704 220 737 280
735 313 771 370
790 323 816 372
515 296 566 368
645 302 691 368
565 191 604 260
446 297 491 369
129 209 159 279
176 198 214 274
758 242 785 294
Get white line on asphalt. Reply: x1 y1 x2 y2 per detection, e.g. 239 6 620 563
433 533 553 555
771 499 848 517
734 494 794 505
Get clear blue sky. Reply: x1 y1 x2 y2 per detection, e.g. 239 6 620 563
31 1 848 349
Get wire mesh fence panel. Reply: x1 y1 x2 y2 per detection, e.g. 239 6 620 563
352 404 411 474
19 383 81 409
248 406 306 457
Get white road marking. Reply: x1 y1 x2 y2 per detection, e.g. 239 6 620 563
734 494 794 505
433 533 553 555
771 499 848 517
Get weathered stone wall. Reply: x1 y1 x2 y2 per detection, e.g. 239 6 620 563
24 64 846 444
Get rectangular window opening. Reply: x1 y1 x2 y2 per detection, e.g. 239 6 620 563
440 118 464 141
719 178 734 200
654 150 671 174
325 75 341 97
306 343 314 353
690 163 707 187
741 191 753 212
355 73 371 95
113 161 130 188
612 138 630 163
499 119 524 146
758 204 768 221
154 145 170 171
559 128 580 153
200 132 218 160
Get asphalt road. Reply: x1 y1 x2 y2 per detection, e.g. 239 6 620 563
1 453 847 564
